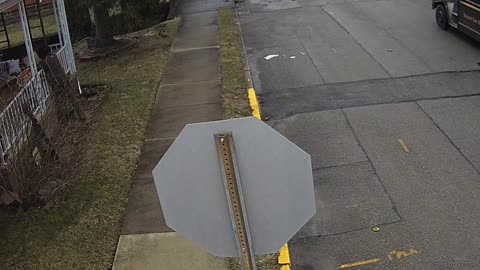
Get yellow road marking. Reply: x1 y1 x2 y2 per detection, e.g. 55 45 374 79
398 139 410 153
461 1 480 12
248 88 261 120
339 258 381 269
388 249 418 261
278 244 291 265
339 248 418 269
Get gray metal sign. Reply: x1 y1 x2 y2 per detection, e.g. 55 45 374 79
153 117 316 258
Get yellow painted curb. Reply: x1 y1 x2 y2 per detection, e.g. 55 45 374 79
248 88 261 120
278 244 291 265
247 87 292 269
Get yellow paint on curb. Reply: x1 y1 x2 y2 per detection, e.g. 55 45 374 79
338 258 380 269
278 244 291 265
248 88 261 120
247 86 291 269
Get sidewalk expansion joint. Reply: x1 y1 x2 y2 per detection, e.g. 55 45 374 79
159 79 221 87
157 101 221 110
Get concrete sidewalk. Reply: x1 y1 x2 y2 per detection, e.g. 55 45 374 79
113 0 233 269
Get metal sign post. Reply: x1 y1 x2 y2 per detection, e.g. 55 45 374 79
153 117 316 263
215 133 256 270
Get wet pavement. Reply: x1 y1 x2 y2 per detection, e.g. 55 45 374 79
238 0 480 269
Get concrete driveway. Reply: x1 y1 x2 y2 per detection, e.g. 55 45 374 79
238 0 480 269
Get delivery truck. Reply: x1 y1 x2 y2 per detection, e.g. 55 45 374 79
433 0 480 41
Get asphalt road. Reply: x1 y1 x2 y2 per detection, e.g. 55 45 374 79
238 0 480 269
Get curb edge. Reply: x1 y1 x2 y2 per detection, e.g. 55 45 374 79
234 6 292 270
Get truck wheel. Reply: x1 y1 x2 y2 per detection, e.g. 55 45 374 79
436 4 449 30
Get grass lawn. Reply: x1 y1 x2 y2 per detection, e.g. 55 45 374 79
218 9 280 270
219 9 250 119
0 20 178 270
0 15 58 50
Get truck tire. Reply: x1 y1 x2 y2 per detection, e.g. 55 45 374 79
436 4 450 30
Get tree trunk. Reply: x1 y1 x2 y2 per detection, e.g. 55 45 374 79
167 0 176 19
93 0 114 48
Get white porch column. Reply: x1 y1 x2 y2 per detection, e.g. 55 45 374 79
56 0 76 73
52 0 65 47
18 0 37 76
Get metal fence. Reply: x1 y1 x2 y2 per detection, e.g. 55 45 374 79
55 45 72 74
48 43 62 52
0 70 50 163
0 43 73 163
49 43 72 74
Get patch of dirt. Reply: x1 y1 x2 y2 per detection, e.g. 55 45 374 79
40 85 109 202
0 85 109 218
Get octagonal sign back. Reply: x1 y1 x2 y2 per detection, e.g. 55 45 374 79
153 117 316 257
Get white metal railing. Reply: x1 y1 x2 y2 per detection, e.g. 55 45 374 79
55 45 72 74
0 70 51 163
49 43 62 52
